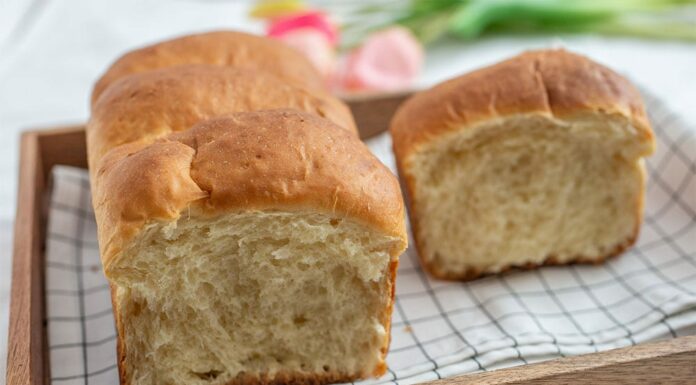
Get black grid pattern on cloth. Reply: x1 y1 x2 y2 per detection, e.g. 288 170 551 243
44 94 696 385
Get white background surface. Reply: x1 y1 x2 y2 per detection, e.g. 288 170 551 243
1 1 694 381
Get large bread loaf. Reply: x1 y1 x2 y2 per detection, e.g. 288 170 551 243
88 31 407 385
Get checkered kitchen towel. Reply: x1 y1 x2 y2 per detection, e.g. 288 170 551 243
45 93 696 385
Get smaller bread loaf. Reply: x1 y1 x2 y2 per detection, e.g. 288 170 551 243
88 64 356 171
91 30 325 105
390 49 655 280
94 110 406 385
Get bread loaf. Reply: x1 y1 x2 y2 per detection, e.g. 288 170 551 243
88 32 407 385
390 49 654 280
91 30 325 105
88 64 356 170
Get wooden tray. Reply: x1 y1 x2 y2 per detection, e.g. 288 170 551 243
8 96 696 384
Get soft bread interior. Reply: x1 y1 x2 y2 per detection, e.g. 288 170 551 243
407 113 652 277
108 211 399 385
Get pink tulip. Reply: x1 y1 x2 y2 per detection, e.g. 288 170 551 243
274 28 336 79
267 11 338 46
340 27 423 92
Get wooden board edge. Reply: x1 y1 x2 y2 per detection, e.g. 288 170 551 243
428 335 696 384
7 132 46 385
36 126 88 170
13 88 415 150
343 91 412 140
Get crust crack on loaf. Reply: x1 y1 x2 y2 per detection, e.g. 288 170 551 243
390 49 654 280
88 31 406 385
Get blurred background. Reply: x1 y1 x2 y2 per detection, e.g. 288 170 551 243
1 0 695 380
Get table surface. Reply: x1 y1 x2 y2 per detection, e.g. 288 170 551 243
1 1 695 382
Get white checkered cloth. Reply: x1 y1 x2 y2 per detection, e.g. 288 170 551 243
45 94 696 385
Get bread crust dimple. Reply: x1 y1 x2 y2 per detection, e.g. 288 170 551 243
91 30 325 105
95 109 406 274
87 65 356 172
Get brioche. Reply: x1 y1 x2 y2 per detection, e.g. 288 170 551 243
92 30 325 104
87 65 356 171
92 110 405 385
390 49 655 280
89 31 406 385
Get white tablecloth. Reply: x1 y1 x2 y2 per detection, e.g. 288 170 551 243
1 1 696 382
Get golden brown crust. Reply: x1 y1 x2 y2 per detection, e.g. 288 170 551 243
390 49 654 166
391 49 654 281
224 370 361 385
94 109 406 273
375 258 399 377
92 30 324 105
87 65 356 171
109 285 128 385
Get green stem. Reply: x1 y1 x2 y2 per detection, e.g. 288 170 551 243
447 0 695 39
571 17 696 41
